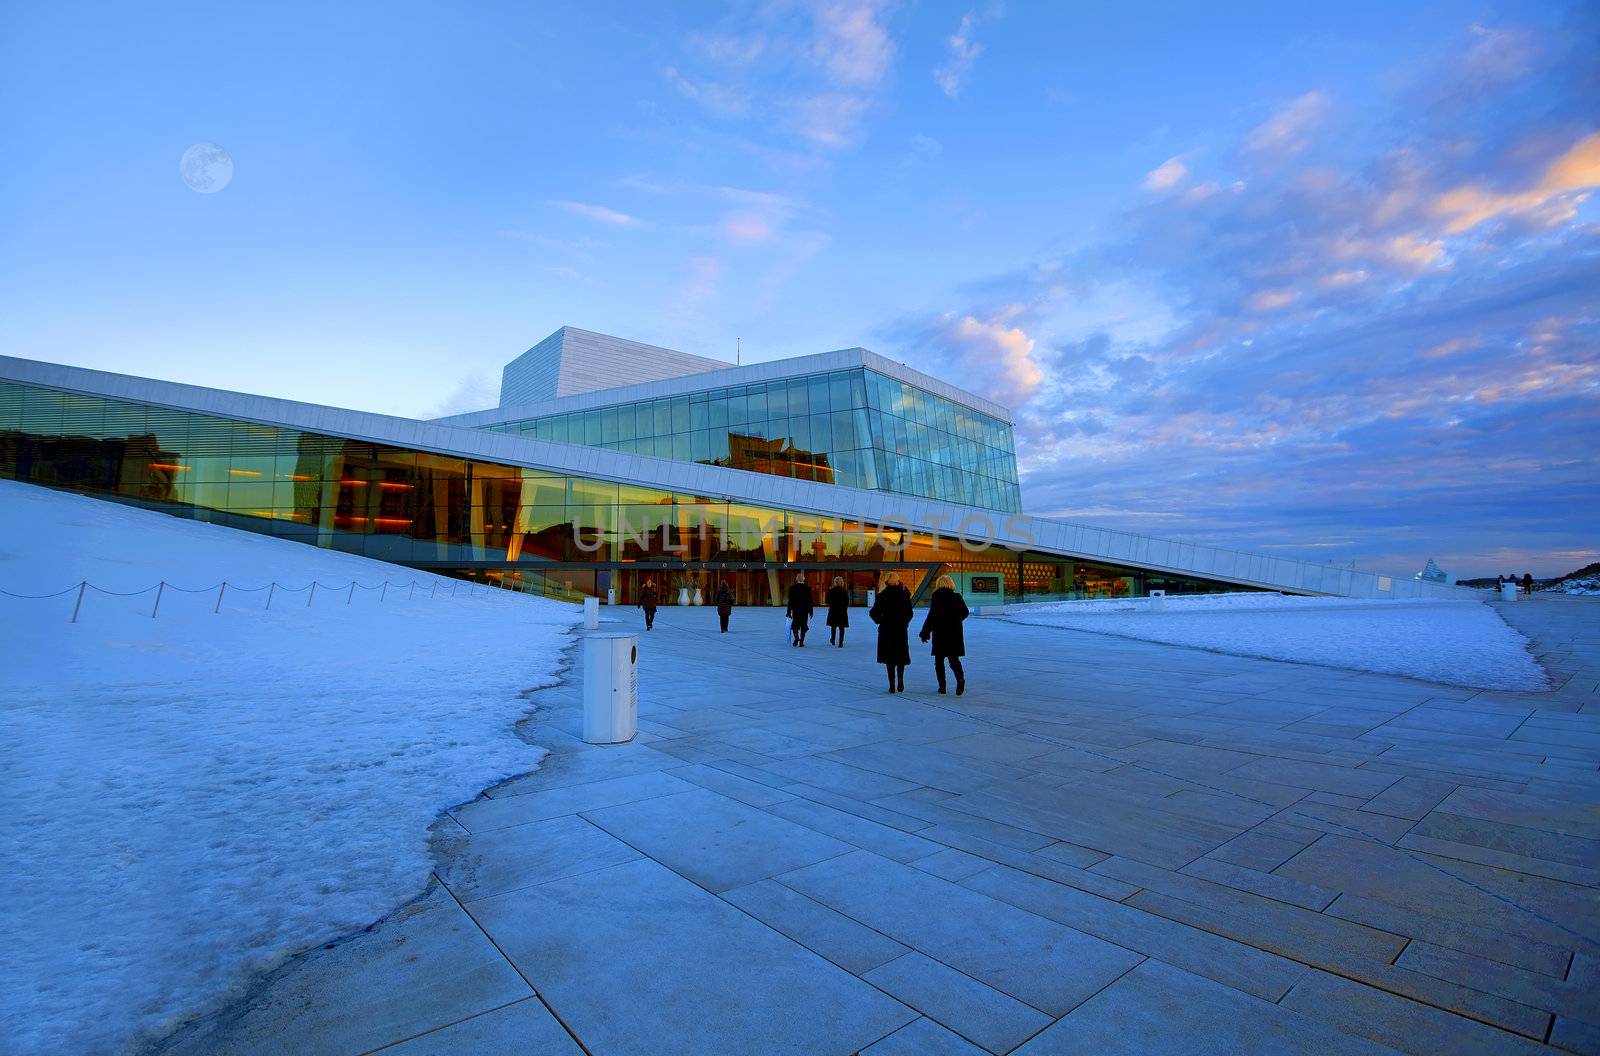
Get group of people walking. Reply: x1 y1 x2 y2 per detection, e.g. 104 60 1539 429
639 572 970 695
780 573 853 648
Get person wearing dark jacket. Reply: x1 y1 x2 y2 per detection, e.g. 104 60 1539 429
639 581 658 630
715 581 735 633
919 575 969 695
869 571 913 692
786 573 815 646
825 576 850 647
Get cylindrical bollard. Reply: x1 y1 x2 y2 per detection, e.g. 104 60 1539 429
583 595 600 629
582 633 638 744
1148 589 1166 612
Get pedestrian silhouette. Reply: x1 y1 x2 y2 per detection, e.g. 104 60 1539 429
715 580 734 633
869 571 913 692
639 581 658 630
920 574 969 695
787 573 814 647
826 575 850 647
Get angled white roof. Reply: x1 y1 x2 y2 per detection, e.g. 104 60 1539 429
443 344 1014 428
0 354 1472 602
499 326 730 407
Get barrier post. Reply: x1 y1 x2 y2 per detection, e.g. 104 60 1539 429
70 581 86 624
409 581 416 601
347 582 355 605
151 581 165 619
215 582 227 613
266 583 276 611
308 582 317 607
381 581 388 603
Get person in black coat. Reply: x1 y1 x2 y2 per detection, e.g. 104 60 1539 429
639 580 658 630
715 580 735 633
786 573 814 647
825 575 850 647
919 575 969 695
869 571 913 692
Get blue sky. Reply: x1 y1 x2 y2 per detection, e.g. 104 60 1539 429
2 1 1595 577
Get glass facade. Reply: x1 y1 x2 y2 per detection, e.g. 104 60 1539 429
0 378 1247 605
483 367 1022 513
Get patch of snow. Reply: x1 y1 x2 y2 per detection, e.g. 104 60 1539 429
1000 592 1546 691
0 481 578 1056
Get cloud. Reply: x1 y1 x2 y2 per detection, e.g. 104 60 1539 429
1432 131 1600 233
663 66 750 117
424 374 496 419
691 31 767 66
813 1 894 87
934 12 983 98
551 201 642 227
792 92 872 148
1245 288 1296 312
1143 156 1188 191
1245 90 1330 154
875 21 1599 576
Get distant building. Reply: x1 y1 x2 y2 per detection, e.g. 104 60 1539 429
0 327 1470 604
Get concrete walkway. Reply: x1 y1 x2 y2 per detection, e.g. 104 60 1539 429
157 596 1600 1056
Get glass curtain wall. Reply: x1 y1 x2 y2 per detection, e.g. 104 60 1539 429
485 367 1022 513
0 379 1252 604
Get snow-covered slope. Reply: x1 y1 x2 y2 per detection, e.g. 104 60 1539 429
997 592 1546 690
0 481 578 1056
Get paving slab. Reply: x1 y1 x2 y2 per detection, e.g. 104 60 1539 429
1012 959 1400 1055
581 786 852 893
777 850 1143 1015
434 814 642 902
157 891 533 1056
864 952 1053 1054
467 857 916 1056
720 878 910 974
961 863 1307 1002
1280 969 1552 1056
450 770 695 832
861 1016 989 1056
369 997 584 1055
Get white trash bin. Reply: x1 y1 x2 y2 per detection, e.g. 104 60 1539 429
1148 589 1167 612
583 633 638 744
1499 582 1518 601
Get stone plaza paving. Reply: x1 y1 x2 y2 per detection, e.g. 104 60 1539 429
158 596 1600 1055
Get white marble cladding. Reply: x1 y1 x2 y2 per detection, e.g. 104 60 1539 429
499 327 729 407
447 344 1014 428
1 354 1476 602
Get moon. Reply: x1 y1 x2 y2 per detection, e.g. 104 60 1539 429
180 143 233 193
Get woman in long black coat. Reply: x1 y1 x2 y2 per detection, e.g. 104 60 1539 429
919 574 969 695
825 575 850 647
869 571 913 692
786 573 814 647
715 580 735 633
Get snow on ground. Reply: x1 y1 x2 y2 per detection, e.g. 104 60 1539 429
997 591 1546 691
0 481 578 1056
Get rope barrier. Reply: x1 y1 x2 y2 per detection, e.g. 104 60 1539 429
0 575 507 623
0 585 81 599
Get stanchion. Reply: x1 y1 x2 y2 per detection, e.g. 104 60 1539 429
265 583 276 610
151 581 165 619
308 582 317 607
70 581 86 624
347 582 355 605
215 582 227 613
